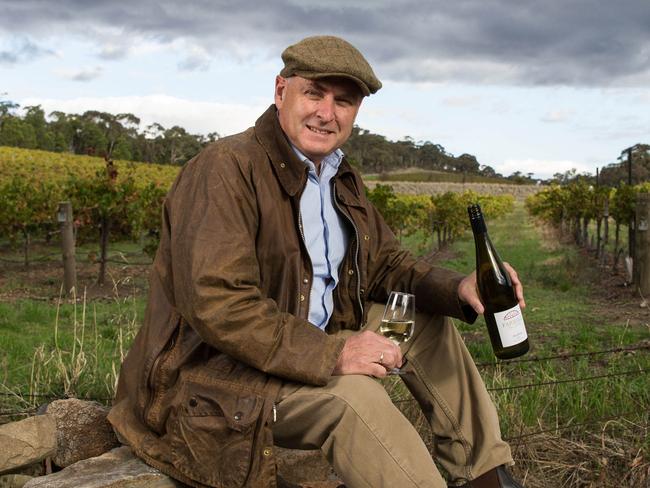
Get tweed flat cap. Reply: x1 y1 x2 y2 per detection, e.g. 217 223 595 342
280 35 382 96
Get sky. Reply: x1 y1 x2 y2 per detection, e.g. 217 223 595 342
1 0 649 179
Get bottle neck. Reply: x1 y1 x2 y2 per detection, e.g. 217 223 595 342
468 205 488 234
471 217 487 235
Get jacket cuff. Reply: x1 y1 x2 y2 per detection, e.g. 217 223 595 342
320 335 347 384
414 267 478 324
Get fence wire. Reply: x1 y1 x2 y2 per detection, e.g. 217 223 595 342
505 411 648 442
487 367 649 392
475 343 650 368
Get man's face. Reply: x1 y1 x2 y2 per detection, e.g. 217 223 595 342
275 75 363 165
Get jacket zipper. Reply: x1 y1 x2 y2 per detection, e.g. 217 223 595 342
297 203 313 318
332 183 364 322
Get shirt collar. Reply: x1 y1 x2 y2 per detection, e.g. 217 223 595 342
291 145 344 175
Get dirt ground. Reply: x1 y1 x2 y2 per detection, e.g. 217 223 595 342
2 239 650 332
0 244 151 303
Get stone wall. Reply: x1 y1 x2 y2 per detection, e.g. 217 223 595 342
365 180 542 201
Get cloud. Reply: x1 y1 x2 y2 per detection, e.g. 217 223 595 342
19 94 268 137
97 43 129 60
58 66 103 82
0 36 55 65
1 0 649 86
441 95 482 108
541 109 573 123
177 45 211 72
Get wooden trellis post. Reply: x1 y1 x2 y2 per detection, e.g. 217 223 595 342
633 193 650 296
57 201 77 295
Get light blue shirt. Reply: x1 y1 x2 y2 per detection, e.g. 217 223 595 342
293 146 349 330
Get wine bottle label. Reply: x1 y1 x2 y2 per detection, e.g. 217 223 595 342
493 304 527 347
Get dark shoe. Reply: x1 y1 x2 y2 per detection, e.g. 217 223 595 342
451 465 524 488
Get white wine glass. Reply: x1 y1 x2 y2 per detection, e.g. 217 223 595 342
379 291 415 374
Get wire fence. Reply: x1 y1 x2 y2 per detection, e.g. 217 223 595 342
0 252 152 266
486 367 649 392
0 343 650 443
505 411 648 442
474 343 650 368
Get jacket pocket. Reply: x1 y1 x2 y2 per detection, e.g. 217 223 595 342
169 378 265 488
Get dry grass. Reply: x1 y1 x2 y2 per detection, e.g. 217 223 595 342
387 384 649 487
512 427 649 487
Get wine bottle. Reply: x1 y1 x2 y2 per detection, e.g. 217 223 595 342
468 204 529 359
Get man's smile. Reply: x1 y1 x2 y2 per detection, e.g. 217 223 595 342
306 124 335 135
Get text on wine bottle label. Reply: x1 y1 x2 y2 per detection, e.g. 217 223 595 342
493 304 527 347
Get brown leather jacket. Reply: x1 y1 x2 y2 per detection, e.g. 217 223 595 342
108 105 475 488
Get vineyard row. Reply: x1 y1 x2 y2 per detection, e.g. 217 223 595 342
1 147 516 285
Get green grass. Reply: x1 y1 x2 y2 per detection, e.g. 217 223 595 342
0 290 145 409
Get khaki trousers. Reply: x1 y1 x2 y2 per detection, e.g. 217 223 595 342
272 305 513 487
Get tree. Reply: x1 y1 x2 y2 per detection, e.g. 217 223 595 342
0 116 37 148
455 153 480 173
0 93 19 120
162 126 201 165
23 105 54 150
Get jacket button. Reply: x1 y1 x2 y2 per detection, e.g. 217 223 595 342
348 269 354 275
300 294 305 302
303 278 309 284
280 162 286 168
363 234 370 241
189 398 198 408
233 411 243 421
263 447 273 456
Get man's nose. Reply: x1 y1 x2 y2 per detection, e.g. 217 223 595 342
316 96 336 121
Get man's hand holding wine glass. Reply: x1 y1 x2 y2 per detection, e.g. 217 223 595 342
332 330 403 377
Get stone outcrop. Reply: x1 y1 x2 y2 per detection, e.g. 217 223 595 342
0 474 34 488
45 399 119 468
0 415 56 475
0 400 341 487
23 447 182 488
22 447 342 488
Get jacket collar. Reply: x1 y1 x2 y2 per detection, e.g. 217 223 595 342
254 104 356 197
254 105 308 197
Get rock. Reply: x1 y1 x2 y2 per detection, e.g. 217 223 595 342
0 474 34 488
276 447 340 484
0 415 56 475
45 399 119 467
23 447 183 488
3 464 43 478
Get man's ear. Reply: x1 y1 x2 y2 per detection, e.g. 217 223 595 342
275 75 287 106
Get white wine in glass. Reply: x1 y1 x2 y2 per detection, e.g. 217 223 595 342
379 318 414 344
380 291 415 373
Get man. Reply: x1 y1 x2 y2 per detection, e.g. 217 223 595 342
108 35 526 488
